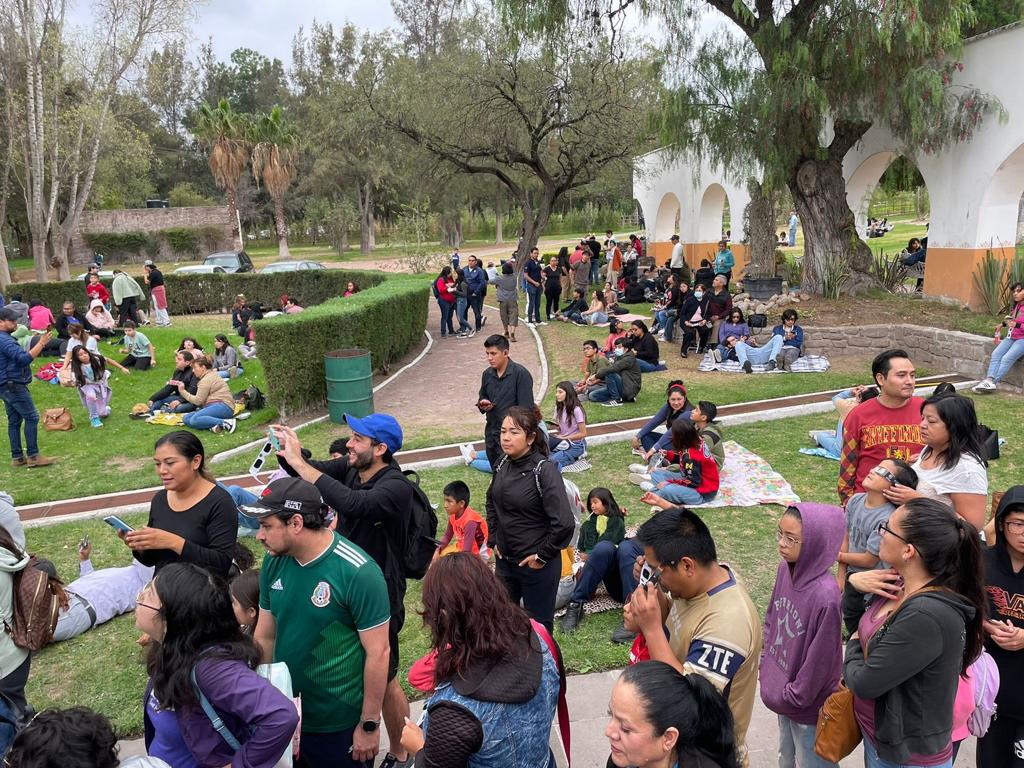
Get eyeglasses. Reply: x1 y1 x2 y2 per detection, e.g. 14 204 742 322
871 466 897 484
878 521 910 544
136 588 161 613
1003 520 1024 534
775 529 801 547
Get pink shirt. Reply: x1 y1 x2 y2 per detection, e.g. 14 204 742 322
284 305 304 314
1009 302 1024 341
28 305 54 331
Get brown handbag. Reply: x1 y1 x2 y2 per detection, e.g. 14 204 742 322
43 407 74 431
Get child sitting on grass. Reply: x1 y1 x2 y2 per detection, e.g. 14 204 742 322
432 480 488 562
837 458 918 634
633 418 721 508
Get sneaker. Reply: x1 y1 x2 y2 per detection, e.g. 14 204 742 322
11 457 27 468
639 481 655 492
765 360 777 372
27 455 56 468
631 447 645 457
455 331 467 338
212 419 237 435
459 443 475 465
90 417 103 428
628 472 651 485
560 600 585 633
776 354 788 372
480 317 487 327
379 754 414 768
972 378 996 393
712 348 723 363
658 360 666 366
466 328 476 338
742 360 753 374
538 321 549 326
628 463 648 474
611 621 637 645
600 399 623 407
236 411 251 420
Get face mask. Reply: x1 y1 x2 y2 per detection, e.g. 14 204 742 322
694 291 704 300
614 348 625 357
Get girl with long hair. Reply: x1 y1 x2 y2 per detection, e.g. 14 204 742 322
635 418 720 508
70 347 112 428
0 525 31 718
177 337 204 354
844 498 986 768
229 568 260 636
138 563 297 768
435 265 456 338
975 280 1024 392
883 393 988 529
605 661 740 768
212 334 241 379
487 406 575 630
124 431 237 577
399 553 563 767
550 381 587 468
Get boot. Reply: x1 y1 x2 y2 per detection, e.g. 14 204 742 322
611 620 637 644
27 455 56 468
560 600 584 633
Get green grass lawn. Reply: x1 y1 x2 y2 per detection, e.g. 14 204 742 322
26 389 1022 737
10 316 277 506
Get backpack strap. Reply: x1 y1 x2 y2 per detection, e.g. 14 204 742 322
531 620 571 767
190 665 241 751
532 458 546 496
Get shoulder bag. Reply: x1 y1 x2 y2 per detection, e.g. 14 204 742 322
43 407 74 431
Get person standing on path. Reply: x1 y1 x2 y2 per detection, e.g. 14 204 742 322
788 211 799 247
248 477 391 768
271 414 414 768
492 263 520 342
524 247 544 325
463 255 488 331
542 256 563 322
669 234 684 285
0 306 56 468
143 261 171 327
838 349 924 504
478 334 535 468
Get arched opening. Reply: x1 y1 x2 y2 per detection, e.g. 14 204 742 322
846 152 930 250
697 183 728 242
653 192 681 241
978 143 1024 249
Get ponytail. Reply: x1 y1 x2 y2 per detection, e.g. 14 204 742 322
900 498 986 670
618 661 740 768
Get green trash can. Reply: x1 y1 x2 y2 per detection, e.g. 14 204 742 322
325 349 374 424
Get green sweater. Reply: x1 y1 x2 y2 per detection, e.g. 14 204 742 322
702 423 725 468
577 513 626 554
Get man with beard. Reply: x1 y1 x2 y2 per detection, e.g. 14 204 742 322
272 413 414 768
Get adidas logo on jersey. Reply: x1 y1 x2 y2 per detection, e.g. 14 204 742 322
271 579 284 591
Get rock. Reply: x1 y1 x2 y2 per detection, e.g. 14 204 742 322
777 294 792 306
791 296 800 303
755 303 767 314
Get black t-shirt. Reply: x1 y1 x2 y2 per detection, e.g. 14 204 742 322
542 266 561 290
479 360 535 434
147 268 164 288
134 485 237 576
984 544 1024 718
524 259 542 283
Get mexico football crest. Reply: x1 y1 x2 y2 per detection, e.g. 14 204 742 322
311 580 331 607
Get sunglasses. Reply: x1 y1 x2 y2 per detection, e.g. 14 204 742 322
871 466 897 484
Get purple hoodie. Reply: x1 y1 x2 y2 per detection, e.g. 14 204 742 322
759 502 845 725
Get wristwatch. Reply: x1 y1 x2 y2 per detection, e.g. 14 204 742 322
360 718 380 733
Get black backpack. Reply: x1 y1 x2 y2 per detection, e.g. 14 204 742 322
431 278 440 299
244 385 266 411
398 470 439 579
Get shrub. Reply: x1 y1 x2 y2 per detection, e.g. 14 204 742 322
870 252 910 293
161 228 201 258
254 275 429 416
973 251 1006 315
83 231 157 260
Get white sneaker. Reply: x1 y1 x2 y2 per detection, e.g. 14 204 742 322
640 481 655 493
629 472 651 485
213 419 237 435
712 348 723 363
972 378 997 393
600 399 624 407
631 447 645 457
628 463 648 474
459 443 475 464
236 411 251 420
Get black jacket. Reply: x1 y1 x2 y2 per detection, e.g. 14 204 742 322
478 360 535 435
985 486 1024 718
844 589 974 764
596 352 642 401
693 267 716 289
148 365 198 403
486 449 574 564
626 332 660 365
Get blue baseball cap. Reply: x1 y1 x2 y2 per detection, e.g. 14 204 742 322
344 413 403 454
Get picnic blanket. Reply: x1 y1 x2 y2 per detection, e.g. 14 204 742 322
146 402 246 426
698 353 831 374
701 440 801 507
799 447 840 461
560 458 593 473
589 312 649 327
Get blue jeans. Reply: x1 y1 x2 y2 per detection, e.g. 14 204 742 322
0 383 39 459
640 430 666 452
588 372 623 402
715 343 737 361
182 401 235 431
636 358 667 373
549 435 586 468
526 284 542 323
735 334 784 366
986 336 1024 382
468 294 484 329
777 715 836 768
570 538 642 603
815 430 842 458
456 297 471 332
650 470 716 506
788 227 797 247
148 396 196 414
218 483 261 530
663 311 679 341
437 299 455 336
586 311 609 325
862 736 951 768
216 367 243 379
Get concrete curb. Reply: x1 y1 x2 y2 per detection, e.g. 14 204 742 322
483 300 549 404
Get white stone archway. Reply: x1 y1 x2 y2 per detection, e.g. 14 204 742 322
653 192 682 241
697 183 729 242
977 143 1024 248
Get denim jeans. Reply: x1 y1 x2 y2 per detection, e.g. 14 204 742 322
182 401 235 431
586 311 609 325
455 297 471 332
650 470 716 506
468 294 484 329
526 284 542 323
777 715 837 768
663 311 679 342
549 435 586 467
636 358 667 373
570 538 642 603
0 382 40 459
216 367 243 379
588 372 623 402
986 336 1024 382
640 430 666 452
148 396 196 414
219 482 261 530
862 736 951 768
437 299 455 336
735 334 784 366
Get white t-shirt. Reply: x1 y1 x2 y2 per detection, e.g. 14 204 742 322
670 242 684 268
67 336 99 355
912 452 988 501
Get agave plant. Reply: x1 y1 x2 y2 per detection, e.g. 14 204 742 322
820 251 851 300
973 250 1007 316
870 251 910 293
250 107 298 260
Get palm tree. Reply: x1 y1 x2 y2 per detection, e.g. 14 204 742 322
250 106 298 259
194 99 250 249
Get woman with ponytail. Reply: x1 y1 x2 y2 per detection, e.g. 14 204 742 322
605 660 740 768
125 431 237 578
844 498 985 768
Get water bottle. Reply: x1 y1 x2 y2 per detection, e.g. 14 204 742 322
995 328 1002 344
647 450 665 473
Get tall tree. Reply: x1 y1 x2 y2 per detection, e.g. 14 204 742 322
194 98 250 248
504 0 1004 293
365 14 659 272
140 39 198 136
249 106 297 259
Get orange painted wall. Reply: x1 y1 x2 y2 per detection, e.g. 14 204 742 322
647 241 748 277
650 241 674 264
684 242 720 269
924 246 1015 310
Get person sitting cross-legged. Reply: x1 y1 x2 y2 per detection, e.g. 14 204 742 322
771 308 804 372
733 331 785 374
587 337 642 406
179 355 237 434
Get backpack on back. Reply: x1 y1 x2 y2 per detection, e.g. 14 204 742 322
398 470 439 579
4 557 66 651
431 279 440 300
494 457 584 548
967 648 1000 737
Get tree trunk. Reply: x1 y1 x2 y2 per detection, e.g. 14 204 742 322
358 181 374 254
30 236 47 282
50 231 71 280
789 156 875 295
0 239 11 291
226 186 242 249
274 195 290 259
495 184 503 243
743 179 778 278
511 188 554 281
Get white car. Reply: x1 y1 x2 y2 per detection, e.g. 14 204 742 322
173 265 228 275
259 260 326 273
75 269 116 280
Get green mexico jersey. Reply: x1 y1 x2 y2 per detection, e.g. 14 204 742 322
260 532 390 732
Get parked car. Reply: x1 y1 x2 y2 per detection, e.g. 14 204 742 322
259 260 326 274
75 269 116 280
202 250 254 273
174 265 227 275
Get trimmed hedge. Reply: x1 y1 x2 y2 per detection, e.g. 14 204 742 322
9 269 386 316
253 275 429 417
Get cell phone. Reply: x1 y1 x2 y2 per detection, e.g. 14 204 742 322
103 515 134 534
268 428 281 451
78 535 89 552
638 562 654 587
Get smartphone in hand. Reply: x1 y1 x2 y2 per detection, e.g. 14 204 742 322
103 515 134 534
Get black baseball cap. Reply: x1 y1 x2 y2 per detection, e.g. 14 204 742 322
0 308 20 322
239 477 324 521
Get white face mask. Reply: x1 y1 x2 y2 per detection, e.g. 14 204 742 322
694 291 704 300
614 347 625 357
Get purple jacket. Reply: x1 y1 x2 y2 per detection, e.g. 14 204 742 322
144 657 298 768
759 502 845 725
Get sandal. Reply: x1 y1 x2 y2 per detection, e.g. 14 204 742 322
510 334 517 342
